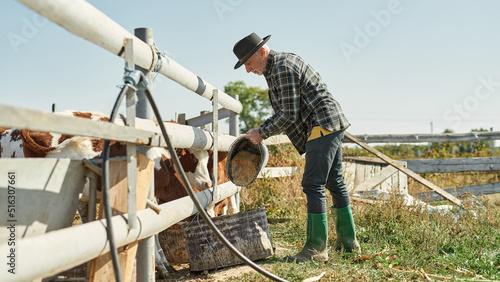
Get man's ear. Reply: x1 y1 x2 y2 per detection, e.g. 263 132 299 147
259 47 266 57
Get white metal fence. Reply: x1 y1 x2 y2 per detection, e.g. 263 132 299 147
0 0 244 280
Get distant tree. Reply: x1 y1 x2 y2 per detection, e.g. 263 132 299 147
470 128 490 152
443 128 490 154
224 81 272 133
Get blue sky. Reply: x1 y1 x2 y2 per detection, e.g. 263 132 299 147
1 0 499 136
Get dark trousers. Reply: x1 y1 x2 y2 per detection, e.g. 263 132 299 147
302 129 350 214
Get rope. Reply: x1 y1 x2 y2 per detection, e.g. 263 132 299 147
207 130 214 151
182 212 199 231
148 44 157 71
152 41 164 73
180 213 225 268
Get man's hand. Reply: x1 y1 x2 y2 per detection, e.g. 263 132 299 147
246 127 263 144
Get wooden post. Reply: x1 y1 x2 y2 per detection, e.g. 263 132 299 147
90 153 154 282
344 132 461 206
491 127 495 156
124 37 138 230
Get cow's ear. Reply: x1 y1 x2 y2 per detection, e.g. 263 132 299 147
176 148 185 156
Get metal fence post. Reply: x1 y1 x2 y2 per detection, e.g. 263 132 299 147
229 95 240 213
135 27 155 282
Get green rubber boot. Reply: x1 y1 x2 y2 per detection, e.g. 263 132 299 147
332 205 361 253
286 213 328 262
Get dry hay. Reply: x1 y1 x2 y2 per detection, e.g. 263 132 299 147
230 150 261 186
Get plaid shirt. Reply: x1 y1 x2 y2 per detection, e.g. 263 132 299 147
259 50 350 155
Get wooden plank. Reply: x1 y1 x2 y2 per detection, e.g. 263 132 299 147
367 164 378 189
354 166 398 192
90 152 154 282
404 157 500 173
344 156 389 165
343 131 500 143
344 132 461 206
387 169 397 193
261 132 500 145
354 161 366 189
343 161 357 193
398 167 408 194
375 164 383 191
414 182 500 202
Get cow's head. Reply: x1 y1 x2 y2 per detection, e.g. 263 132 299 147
176 148 212 190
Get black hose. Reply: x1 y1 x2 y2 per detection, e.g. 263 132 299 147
101 84 131 282
142 88 289 282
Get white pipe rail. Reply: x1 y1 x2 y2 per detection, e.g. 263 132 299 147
0 104 236 151
17 0 242 115
0 182 240 282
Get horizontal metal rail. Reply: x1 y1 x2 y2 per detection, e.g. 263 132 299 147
17 0 242 114
0 104 236 151
0 182 240 282
185 108 234 128
404 157 500 173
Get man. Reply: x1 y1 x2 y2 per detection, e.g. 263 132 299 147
233 33 360 262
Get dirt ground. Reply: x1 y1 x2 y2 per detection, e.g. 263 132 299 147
157 263 256 281
156 244 295 281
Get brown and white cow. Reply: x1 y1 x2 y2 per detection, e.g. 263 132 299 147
208 150 238 215
0 111 233 218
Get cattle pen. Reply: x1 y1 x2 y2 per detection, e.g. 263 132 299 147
3 1 499 282
0 0 256 281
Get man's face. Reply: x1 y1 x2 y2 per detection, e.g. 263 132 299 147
244 50 266 76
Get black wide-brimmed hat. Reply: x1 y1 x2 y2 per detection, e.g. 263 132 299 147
233 33 271 69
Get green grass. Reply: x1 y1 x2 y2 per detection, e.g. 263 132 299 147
230 146 500 281
227 194 500 281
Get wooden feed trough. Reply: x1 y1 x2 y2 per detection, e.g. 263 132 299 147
159 208 274 271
